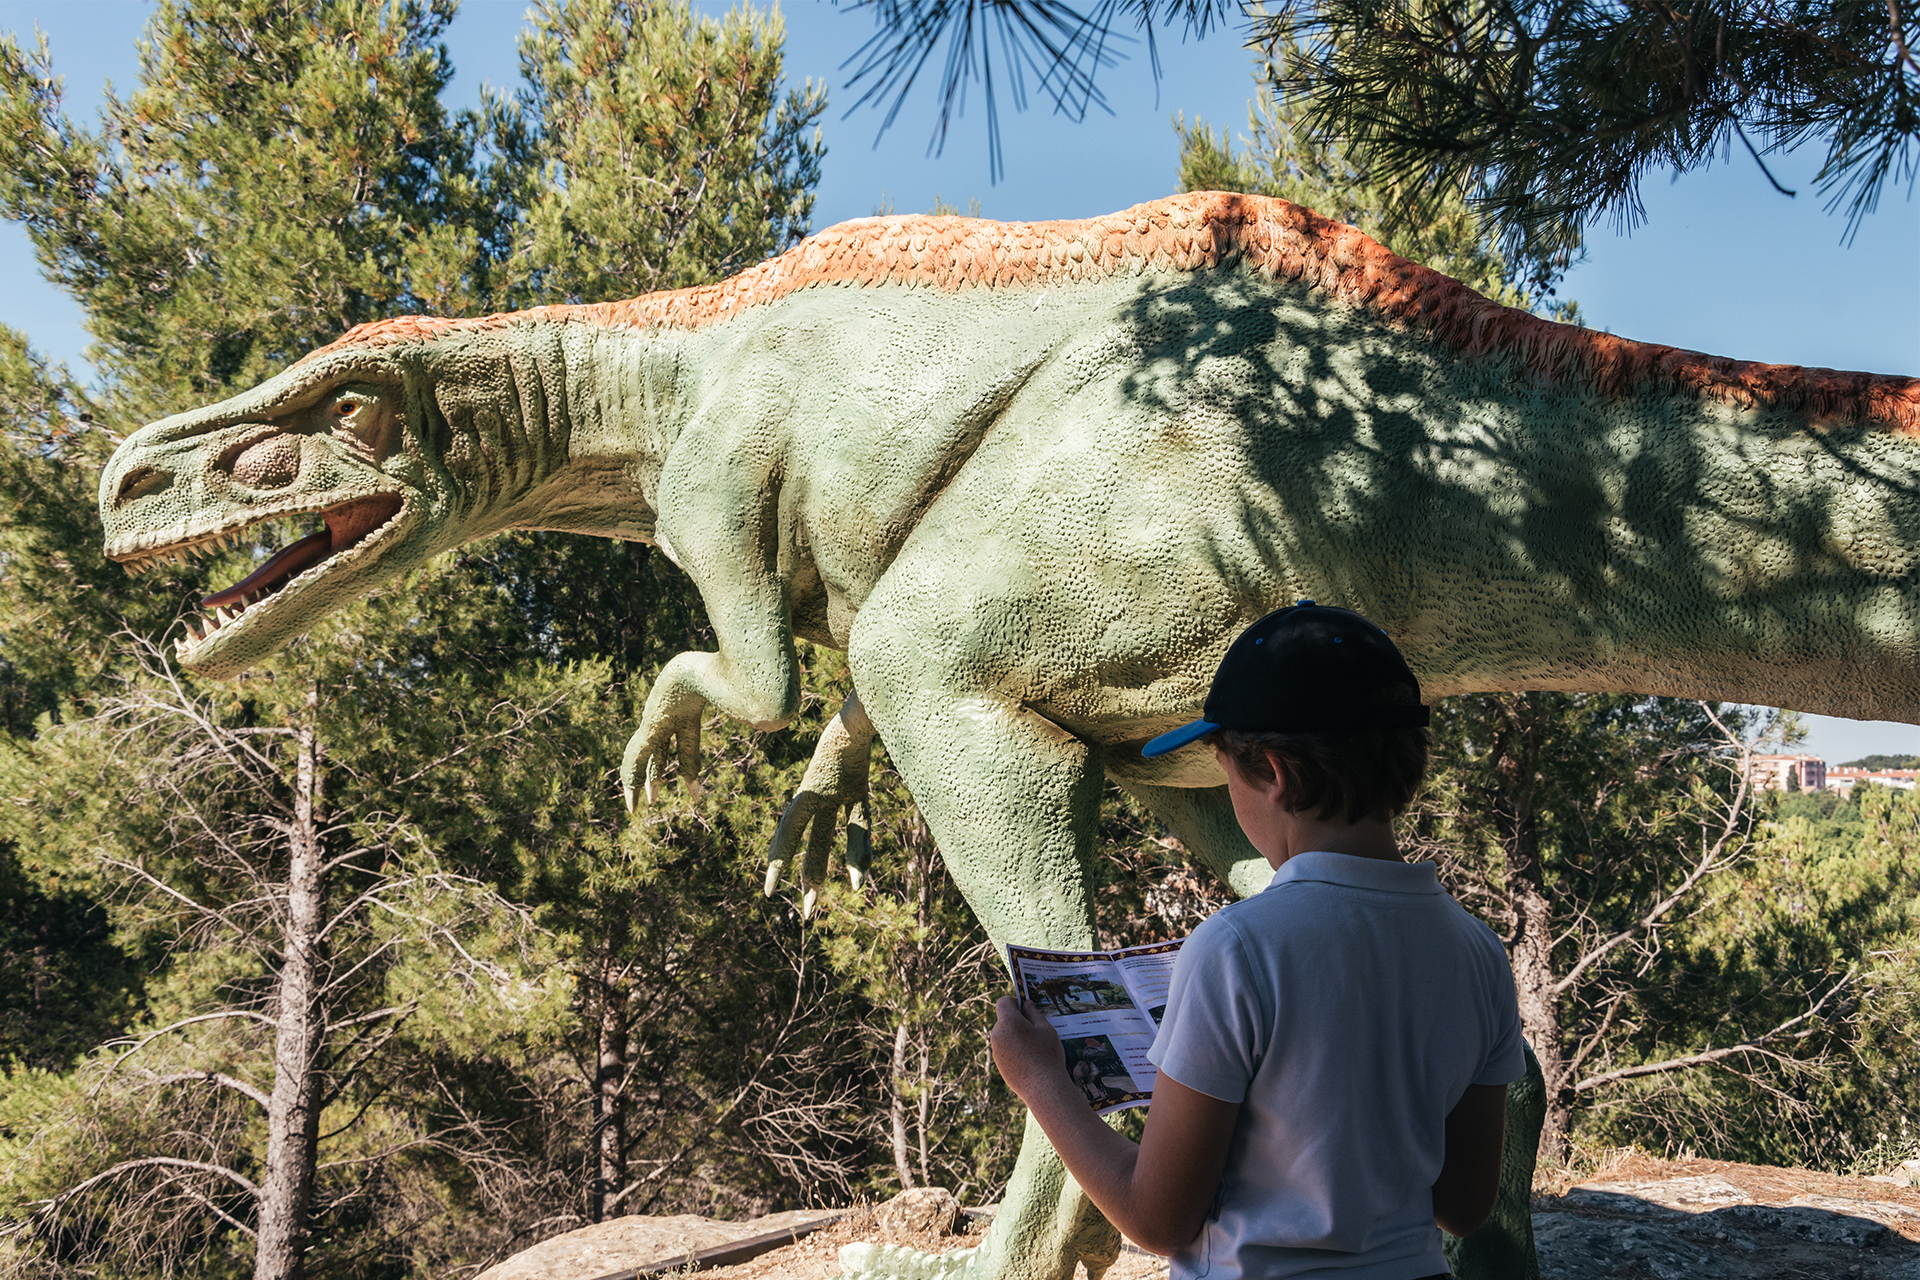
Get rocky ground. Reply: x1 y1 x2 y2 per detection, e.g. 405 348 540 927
1531 1151 1920 1279
473 1208 837 1280
479 1154 1920 1279
691 1209 1170 1280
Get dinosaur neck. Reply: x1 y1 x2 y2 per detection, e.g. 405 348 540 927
493 324 688 545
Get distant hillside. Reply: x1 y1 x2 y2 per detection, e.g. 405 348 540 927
1838 754 1920 770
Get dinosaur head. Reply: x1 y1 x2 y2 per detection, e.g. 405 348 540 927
99 341 488 677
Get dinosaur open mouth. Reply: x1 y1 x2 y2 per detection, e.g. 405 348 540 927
118 493 404 657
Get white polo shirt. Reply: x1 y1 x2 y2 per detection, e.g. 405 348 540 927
1147 851 1524 1280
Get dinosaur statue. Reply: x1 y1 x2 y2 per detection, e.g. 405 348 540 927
97 192 1920 1280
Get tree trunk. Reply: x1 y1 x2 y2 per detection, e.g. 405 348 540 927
890 1021 915 1190
255 693 328 1280
1510 869 1569 1161
592 979 628 1222
916 1039 932 1187
1493 695 1573 1164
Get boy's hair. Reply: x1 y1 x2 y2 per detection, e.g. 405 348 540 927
1214 719 1431 824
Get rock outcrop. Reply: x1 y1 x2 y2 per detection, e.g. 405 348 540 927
474 1208 833 1280
1535 1156 1920 1279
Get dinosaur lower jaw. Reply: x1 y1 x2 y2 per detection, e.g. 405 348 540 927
169 493 405 656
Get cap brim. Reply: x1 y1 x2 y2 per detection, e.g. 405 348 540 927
1142 719 1220 758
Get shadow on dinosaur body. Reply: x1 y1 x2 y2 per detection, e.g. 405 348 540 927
96 193 1920 1280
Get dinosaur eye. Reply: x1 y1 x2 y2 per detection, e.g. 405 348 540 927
318 384 393 458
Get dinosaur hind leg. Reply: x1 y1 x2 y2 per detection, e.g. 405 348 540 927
848 635 1121 1280
1113 778 1273 901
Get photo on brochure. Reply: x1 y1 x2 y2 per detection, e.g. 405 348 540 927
1005 936 1185 1115
1063 1033 1142 1108
1020 971 1134 1017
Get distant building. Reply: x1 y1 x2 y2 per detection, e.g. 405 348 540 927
1750 754 1827 792
1826 766 1919 796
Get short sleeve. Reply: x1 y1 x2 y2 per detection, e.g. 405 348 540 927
1473 931 1526 1087
1147 914 1266 1104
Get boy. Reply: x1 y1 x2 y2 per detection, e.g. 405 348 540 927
990 602 1524 1280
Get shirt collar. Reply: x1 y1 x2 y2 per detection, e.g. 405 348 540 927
1266 850 1443 894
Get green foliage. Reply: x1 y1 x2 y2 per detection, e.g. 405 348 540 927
1264 0 1920 263
0 327 158 731
1403 690 1920 1171
836 0 1916 259
0 0 503 420
0 637 575 1274
506 0 826 304
1840 754 1920 770
1768 785 1863 827
1581 784 1920 1167
0 331 164 1073
0 0 849 1272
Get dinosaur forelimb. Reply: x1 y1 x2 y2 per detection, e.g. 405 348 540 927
620 653 718 811
767 692 877 916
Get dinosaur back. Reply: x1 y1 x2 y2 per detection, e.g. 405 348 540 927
307 192 1920 436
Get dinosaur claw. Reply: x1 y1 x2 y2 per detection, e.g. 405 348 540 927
801 887 818 919
845 805 871 891
765 859 785 897
644 776 659 806
687 777 703 801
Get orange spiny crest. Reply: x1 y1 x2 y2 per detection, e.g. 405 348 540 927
301 192 1920 433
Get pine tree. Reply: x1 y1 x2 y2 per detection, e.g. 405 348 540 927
1174 56 1579 307
0 0 500 422
505 0 825 304
0 331 156 1071
0 0 845 1271
1265 0 1920 262
836 0 1915 259
0 642 569 1280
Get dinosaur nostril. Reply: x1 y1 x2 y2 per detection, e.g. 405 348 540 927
117 466 172 505
230 435 302 489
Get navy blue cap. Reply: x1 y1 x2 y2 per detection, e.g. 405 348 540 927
1142 601 1429 757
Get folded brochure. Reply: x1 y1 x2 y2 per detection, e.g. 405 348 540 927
1006 937 1184 1115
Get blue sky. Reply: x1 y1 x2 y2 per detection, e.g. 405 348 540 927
3 0 1918 762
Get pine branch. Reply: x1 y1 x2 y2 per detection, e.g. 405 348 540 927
1574 973 1854 1093
24 1155 261 1216
132 1067 271 1111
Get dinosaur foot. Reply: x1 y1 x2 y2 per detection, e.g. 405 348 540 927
837 1241 978 1280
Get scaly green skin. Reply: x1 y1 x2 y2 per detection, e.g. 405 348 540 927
99 205 1920 1280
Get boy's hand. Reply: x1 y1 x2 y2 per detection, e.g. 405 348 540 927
988 993 1242 1259
989 995 1069 1103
